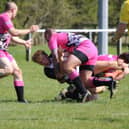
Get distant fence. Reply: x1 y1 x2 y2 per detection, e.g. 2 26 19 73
26 29 128 61
37 28 116 41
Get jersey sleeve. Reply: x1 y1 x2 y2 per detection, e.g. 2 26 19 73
2 16 14 31
120 2 129 24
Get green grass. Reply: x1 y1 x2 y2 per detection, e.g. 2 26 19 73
0 44 129 129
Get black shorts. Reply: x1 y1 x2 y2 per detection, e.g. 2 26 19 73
79 65 94 71
72 50 88 64
73 50 94 71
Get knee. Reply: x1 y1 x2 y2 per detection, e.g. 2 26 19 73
13 68 22 76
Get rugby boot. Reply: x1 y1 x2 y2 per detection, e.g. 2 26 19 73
72 77 91 102
77 90 92 103
108 78 116 98
55 88 68 101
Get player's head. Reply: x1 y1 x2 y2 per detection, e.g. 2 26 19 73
5 2 18 19
118 52 129 64
44 28 55 42
32 50 51 66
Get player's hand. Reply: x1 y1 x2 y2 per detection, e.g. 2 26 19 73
111 36 117 44
30 25 39 32
25 39 32 49
58 46 64 61
121 63 129 74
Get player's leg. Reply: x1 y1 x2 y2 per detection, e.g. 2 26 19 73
86 76 116 98
89 86 106 94
10 59 27 103
0 50 16 77
0 57 13 77
62 53 90 102
55 84 78 101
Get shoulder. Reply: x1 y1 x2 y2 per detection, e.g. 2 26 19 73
0 13 5 21
0 12 8 20
0 12 12 25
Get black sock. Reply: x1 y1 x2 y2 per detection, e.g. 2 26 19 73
65 78 73 84
72 77 87 94
14 86 24 101
93 77 113 87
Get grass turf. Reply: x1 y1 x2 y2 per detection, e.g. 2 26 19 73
0 44 129 129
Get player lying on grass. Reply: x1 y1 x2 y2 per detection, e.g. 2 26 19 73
94 53 129 80
32 50 129 101
59 52 129 101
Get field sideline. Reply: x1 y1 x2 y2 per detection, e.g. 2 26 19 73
0 44 129 129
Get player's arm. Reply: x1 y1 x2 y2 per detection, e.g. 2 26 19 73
58 46 65 73
49 34 61 74
112 2 129 42
113 62 129 80
112 23 127 42
11 36 31 48
51 48 62 77
114 71 125 80
8 25 39 36
94 61 123 74
52 48 64 81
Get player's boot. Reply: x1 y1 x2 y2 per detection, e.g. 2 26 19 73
77 90 92 103
72 77 92 102
55 84 77 101
55 88 68 101
18 99 28 103
108 78 116 98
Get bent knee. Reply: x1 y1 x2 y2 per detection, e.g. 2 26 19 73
13 68 22 76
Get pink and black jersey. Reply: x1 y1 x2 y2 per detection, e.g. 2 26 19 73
0 12 14 50
97 54 118 73
48 32 88 52
48 32 98 66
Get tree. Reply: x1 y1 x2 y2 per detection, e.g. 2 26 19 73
0 0 124 44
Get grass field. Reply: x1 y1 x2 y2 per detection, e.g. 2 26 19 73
0 44 129 129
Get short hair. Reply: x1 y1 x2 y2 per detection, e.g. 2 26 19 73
118 52 129 64
4 2 17 11
44 28 55 40
32 50 48 63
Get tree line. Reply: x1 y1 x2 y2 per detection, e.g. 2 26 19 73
0 0 124 29
0 0 124 44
